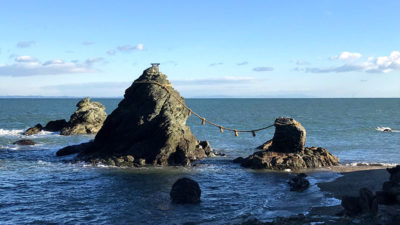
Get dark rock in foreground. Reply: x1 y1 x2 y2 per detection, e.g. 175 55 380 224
60 97 107 135
341 188 378 216
23 124 43 135
241 117 339 170
13 139 36 145
377 165 400 205
58 66 213 166
44 119 68 132
170 178 201 204
288 173 310 192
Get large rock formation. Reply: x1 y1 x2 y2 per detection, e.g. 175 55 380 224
58 66 213 166
23 98 106 136
238 117 339 170
60 98 107 135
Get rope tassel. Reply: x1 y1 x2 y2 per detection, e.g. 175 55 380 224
219 126 223 133
234 129 238 137
252 130 256 137
201 118 206 125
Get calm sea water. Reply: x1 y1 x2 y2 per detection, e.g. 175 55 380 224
0 98 399 224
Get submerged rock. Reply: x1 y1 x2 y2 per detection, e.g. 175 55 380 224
241 117 339 170
23 123 43 135
60 97 107 135
44 119 68 132
288 173 310 192
170 178 201 204
58 66 213 166
13 139 36 145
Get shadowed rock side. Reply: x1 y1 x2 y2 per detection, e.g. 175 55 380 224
60 97 107 135
59 67 213 166
238 117 339 170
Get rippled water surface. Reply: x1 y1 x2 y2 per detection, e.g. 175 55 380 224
0 98 399 224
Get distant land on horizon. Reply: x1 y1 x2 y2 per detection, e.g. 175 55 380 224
0 95 399 99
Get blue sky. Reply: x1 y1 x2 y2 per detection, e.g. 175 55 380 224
0 0 399 97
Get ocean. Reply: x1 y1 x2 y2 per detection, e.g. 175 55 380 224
0 98 399 224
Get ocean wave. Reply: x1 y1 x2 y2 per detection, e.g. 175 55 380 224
0 128 24 136
376 127 399 132
343 162 398 167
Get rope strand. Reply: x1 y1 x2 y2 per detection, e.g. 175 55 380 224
133 80 275 136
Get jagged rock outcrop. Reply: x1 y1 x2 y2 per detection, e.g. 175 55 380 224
23 124 43 135
170 178 201 204
58 66 213 166
60 97 107 135
23 98 106 136
241 117 339 170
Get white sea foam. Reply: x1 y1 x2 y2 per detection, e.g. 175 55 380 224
343 162 398 167
376 127 399 132
0 128 24 136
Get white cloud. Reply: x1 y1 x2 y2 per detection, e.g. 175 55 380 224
0 56 98 76
117 44 144 52
17 41 35 48
253 66 274 72
15 56 37 62
172 76 256 85
330 51 362 61
299 51 400 74
82 41 94 46
107 49 116 55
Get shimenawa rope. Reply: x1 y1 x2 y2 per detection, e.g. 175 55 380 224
134 80 275 137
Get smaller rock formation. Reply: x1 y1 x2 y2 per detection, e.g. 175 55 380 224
44 119 68 132
170 177 201 204
23 124 43 135
341 188 378 216
13 139 36 145
23 98 107 136
376 165 400 205
60 97 107 135
288 173 310 192
241 117 339 170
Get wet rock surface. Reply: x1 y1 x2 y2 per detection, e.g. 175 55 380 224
58 67 213 166
23 124 43 135
60 97 107 135
241 117 339 170
170 178 201 204
13 139 36 145
288 173 310 192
